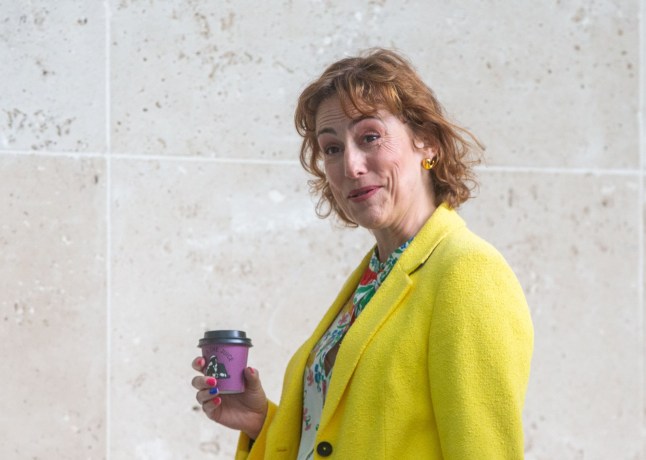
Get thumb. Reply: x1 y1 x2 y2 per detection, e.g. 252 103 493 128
243 366 263 390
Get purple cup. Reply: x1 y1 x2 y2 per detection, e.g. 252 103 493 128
198 330 253 394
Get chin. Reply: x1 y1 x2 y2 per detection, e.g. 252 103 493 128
351 214 385 231
343 203 387 230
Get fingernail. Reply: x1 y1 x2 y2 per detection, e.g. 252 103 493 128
209 387 219 395
249 367 255 375
206 377 216 387
198 357 205 367
212 397 221 405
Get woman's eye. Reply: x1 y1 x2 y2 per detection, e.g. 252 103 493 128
363 133 380 143
323 145 341 155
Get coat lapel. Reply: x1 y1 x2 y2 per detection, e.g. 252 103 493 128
320 262 413 425
266 250 374 455
318 203 465 427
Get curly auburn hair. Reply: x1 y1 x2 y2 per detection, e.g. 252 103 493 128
294 48 484 227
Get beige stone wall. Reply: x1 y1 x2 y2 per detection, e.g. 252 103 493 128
0 1 640 458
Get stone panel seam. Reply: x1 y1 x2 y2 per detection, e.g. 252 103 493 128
104 0 112 459
1 150 643 176
640 0 645 455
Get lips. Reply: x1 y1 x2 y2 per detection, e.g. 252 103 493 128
347 186 381 201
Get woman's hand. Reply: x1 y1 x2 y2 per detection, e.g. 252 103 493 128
192 357 269 440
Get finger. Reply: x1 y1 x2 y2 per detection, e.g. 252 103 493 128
202 396 222 419
196 387 221 405
191 375 218 390
243 366 262 390
192 356 206 371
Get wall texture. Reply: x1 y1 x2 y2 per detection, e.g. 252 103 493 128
0 1 641 459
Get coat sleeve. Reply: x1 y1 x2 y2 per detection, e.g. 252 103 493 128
234 401 278 460
428 244 534 459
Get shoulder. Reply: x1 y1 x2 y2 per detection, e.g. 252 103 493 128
422 221 530 326
431 222 512 279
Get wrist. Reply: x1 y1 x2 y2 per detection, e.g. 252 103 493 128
244 402 268 440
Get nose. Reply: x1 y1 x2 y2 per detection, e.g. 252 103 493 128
343 143 367 178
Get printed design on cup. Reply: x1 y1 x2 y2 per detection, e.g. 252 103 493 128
206 355 230 379
199 330 251 393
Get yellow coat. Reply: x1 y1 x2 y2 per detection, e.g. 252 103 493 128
236 204 534 459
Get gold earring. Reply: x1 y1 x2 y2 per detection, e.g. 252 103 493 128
421 157 437 170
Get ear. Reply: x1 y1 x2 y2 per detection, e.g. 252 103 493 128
413 137 437 157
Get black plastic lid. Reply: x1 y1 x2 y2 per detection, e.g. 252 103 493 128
198 330 252 347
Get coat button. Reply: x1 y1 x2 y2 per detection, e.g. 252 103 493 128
316 441 333 456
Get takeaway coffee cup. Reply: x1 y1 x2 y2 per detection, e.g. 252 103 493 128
198 330 253 394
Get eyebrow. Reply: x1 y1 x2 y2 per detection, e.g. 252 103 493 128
316 115 381 138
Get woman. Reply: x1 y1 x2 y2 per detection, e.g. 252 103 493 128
192 48 534 459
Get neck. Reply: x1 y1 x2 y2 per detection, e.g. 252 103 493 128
372 203 437 263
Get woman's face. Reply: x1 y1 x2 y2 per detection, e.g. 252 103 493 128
315 96 436 240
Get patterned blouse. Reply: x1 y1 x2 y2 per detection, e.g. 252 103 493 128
296 239 412 459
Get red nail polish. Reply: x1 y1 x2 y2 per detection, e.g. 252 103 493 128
213 397 221 405
206 377 216 387
248 367 255 375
